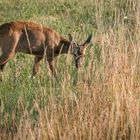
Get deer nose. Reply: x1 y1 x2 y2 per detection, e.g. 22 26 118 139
78 61 82 67
76 60 82 68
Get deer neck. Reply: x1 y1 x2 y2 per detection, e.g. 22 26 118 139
47 38 71 61
57 37 72 54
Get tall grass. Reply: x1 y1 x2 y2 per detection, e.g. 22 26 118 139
0 0 140 139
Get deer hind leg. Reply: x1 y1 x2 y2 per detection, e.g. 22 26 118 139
0 64 6 71
0 53 13 81
0 64 6 81
32 56 43 78
0 53 14 81
0 34 19 81
0 34 19 65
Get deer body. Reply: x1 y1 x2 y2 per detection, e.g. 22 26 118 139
0 21 92 80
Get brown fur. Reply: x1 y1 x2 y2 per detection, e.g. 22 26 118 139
0 21 92 80
0 21 72 79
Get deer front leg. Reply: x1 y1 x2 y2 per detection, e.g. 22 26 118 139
32 56 43 78
48 60 57 77
48 60 59 82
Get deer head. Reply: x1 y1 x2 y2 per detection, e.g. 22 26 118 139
69 34 93 68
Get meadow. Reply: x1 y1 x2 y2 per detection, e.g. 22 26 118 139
0 0 140 139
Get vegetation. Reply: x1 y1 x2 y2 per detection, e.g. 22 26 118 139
0 0 139 139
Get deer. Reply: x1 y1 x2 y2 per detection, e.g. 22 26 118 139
0 21 92 81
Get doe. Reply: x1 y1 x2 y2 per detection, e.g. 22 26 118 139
0 21 92 80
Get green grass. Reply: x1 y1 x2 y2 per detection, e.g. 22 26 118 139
0 0 140 139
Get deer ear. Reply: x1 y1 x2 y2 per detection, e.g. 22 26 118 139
68 33 73 42
83 34 93 46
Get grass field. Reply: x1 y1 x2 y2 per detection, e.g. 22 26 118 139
0 0 140 139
